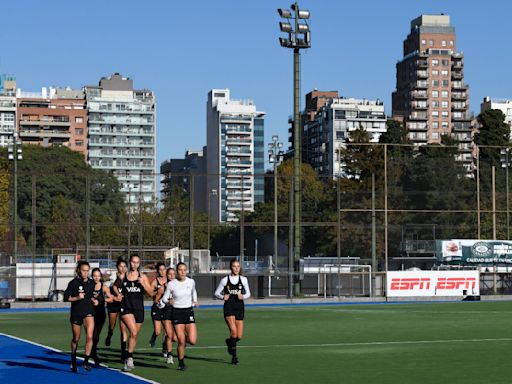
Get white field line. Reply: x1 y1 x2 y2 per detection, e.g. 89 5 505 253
68 337 512 353
0 332 158 384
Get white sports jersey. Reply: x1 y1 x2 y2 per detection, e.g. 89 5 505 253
214 275 251 300
161 277 197 309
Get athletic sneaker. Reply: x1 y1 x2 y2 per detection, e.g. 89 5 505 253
231 356 239 365
162 346 167 357
83 360 92 371
166 354 174 365
123 357 134 372
149 334 157 348
70 361 77 373
177 362 186 371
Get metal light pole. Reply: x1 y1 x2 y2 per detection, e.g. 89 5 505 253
501 148 510 239
268 135 284 272
207 189 217 250
8 133 22 262
278 3 310 296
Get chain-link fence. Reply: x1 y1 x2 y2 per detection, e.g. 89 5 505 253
0 143 511 301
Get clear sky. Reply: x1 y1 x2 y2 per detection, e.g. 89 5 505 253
2 0 511 168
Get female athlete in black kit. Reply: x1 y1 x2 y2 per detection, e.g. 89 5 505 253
157 267 176 364
64 260 95 372
148 262 167 350
119 254 153 372
90 267 113 366
105 258 128 351
214 258 251 365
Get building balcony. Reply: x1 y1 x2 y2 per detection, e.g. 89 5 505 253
20 119 70 127
410 102 428 109
451 82 468 90
451 72 463 80
413 81 429 89
411 91 428 99
88 129 154 137
452 113 472 121
416 60 428 68
451 104 467 111
416 70 428 79
226 138 252 145
225 149 251 156
408 114 428 121
451 92 468 100
19 130 71 139
88 140 153 147
452 122 472 131
88 117 154 125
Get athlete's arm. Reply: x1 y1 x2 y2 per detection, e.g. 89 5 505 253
139 274 154 296
159 281 172 306
103 285 114 303
191 279 198 307
241 276 251 300
64 279 83 302
214 276 228 300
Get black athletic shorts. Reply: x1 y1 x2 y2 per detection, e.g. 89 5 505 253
224 302 245 321
161 306 174 321
120 307 145 324
151 304 163 321
70 312 94 325
172 307 195 325
107 301 121 314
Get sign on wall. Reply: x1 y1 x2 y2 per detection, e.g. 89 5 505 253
436 240 512 265
387 270 479 297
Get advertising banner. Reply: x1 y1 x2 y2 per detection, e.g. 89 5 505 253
436 239 512 265
387 270 479 297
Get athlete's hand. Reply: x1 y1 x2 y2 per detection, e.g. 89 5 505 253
237 293 244 300
193 301 199 308
157 300 165 309
223 294 230 301
115 294 123 302
91 298 99 306
78 292 85 300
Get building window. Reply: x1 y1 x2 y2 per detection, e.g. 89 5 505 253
432 101 439 108
432 80 439 87
442 40 447 47
75 116 83 124
421 39 426 45
432 70 439 76
76 128 84 135
432 91 439 98
76 140 83 147
442 80 449 87
429 40 434 46
432 132 439 139
442 121 449 129
441 59 449 66
450 41 454 46
432 59 439 66
432 122 439 129
441 70 448 77
442 111 449 118
432 111 439 118
441 91 449 98
441 101 449 108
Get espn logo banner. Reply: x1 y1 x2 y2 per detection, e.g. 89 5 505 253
387 270 479 297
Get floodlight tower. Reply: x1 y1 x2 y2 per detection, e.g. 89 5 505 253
277 3 310 296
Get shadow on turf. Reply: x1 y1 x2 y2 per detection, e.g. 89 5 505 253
2 359 85 374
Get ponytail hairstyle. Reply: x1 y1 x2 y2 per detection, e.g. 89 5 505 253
116 257 127 268
75 260 90 277
91 267 102 281
230 258 243 276
155 262 166 277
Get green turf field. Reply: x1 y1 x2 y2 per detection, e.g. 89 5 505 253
2 302 512 384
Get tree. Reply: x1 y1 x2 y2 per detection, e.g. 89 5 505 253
14 145 125 252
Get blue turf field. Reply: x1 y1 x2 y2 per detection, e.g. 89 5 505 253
0 333 154 384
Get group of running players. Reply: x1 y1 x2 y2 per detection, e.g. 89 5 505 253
64 256 250 373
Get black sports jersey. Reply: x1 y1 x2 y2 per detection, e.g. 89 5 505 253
121 272 145 312
64 277 95 317
223 276 246 304
92 283 106 317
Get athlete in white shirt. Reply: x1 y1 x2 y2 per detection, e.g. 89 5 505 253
214 259 251 365
158 262 198 371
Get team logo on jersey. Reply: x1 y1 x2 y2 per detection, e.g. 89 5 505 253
126 286 141 293
238 284 242 290
78 286 84 293
189 316 194 321
123 282 127 286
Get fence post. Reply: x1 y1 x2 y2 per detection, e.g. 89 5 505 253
31 175 36 302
